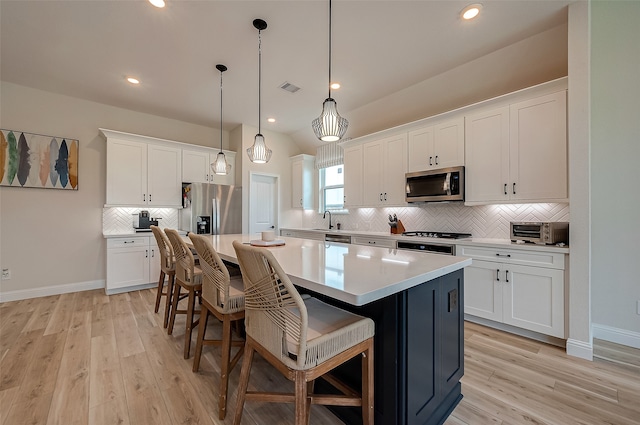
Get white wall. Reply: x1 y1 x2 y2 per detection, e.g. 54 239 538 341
234 124 304 236
591 1 640 340
566 0 592 359
293 23 568 152
0 82 225 299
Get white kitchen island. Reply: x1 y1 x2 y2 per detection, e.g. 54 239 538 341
189 234 472 425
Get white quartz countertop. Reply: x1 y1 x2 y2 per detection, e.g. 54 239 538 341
186 234 471 306
103 230 187 238
281 228 570 254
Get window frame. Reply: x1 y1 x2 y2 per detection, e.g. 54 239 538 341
319 164 347 213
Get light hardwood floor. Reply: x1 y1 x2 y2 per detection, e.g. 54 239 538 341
1 288 639 425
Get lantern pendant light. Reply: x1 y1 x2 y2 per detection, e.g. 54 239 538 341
212 64 230 175
247 18 272 164
312 0 348 142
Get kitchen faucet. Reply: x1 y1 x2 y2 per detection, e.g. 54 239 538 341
323 210 333 230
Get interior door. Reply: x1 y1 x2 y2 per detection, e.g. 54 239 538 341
250 173 278 237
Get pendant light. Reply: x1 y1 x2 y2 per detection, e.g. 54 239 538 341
312 0 348 142
212 64 230 175
247 18 272 164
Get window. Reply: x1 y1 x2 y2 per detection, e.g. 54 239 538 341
320 164 344 210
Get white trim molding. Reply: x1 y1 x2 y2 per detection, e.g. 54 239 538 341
0 279 105 303
566 338 594 361
593 323 640 350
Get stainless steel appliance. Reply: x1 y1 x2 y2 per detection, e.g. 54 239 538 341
325 233 351 244
405 166 464 203
397 231 472 255
510 222 568 245
179 183 242 235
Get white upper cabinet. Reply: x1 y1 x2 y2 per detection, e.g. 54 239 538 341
465 106 510 203
362 133 407 206
407 117 464 172
106 138 147 206
343 144 363 209
182 148 236 186
290 154 314 209
147 144 182 206
465 90 567 204
105 136 181 207
509 91 567 202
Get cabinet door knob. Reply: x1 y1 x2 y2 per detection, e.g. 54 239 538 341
435 155 438 165
380 193 383 201
384 192 387 201
149 194 151 202
495 253 511 258
429 156 433 166
151 249 155 257
505 270 510 283
145 249 148 258
143 194 146 202
504 184 507 195
496 269 500 282
513 183 516 195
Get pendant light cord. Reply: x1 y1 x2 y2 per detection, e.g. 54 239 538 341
328 0 332 99
258 29 262 134
219 69 223 153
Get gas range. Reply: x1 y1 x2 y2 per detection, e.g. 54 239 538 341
401 231 472 239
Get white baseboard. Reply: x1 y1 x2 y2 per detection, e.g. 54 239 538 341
0 279 105 303
566 338 594 361
592 323 640 350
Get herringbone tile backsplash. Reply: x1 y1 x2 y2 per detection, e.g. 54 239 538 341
103 207 179 234
304 203 570 239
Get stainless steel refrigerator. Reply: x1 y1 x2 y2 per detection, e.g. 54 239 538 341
179 183 242 235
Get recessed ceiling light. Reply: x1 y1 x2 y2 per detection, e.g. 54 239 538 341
126 77 140 85
461 3 482 20
330 82 341 90
267 118 276 123
149 0 165 8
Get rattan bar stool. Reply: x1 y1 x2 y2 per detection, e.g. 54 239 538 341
232 241 375 425
189 234 245 420
165 228 203 359
150 225 176 328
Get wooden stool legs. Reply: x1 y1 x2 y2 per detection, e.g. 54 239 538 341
154 270 166 313
193 302 245 420
167 280 200 360
162 274 175 328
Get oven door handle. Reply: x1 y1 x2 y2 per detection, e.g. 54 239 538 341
443 172 452 195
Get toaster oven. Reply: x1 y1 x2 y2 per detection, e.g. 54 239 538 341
510 222 568 245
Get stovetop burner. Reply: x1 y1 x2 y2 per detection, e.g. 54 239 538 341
402 231 472 239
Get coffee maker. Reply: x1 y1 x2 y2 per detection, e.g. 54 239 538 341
132 210 159 232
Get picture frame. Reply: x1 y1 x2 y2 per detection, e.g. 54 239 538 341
0 129 78 190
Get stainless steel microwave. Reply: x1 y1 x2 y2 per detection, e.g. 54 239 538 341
405 166 464 203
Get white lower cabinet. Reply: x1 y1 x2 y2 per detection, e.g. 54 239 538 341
459 245 566 338
280 230 325 241
106 236 160 293
352 236 396 249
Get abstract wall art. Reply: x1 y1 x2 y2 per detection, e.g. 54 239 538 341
0 129 78 190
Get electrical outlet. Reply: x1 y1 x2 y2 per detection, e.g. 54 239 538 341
1 268 10 280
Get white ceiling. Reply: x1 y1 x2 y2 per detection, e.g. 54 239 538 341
0 0 570 152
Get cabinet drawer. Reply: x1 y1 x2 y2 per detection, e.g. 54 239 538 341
352 236 396 249
107 237 149 249
457 245 564 269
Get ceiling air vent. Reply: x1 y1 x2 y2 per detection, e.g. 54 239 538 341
279 82 301 93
